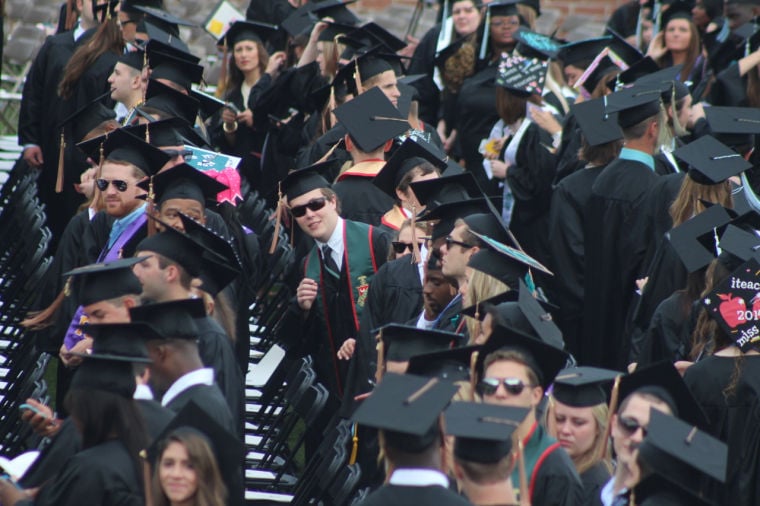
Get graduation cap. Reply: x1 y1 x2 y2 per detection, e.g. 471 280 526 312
281 159 338 202
616 361 707 427
607 56 661 91
396 82 417 118
604 84 663 129
514 28 562 60
571 97 623 146
475 323 569 389
217 20 278 47
417 199 492 240
673 135 751 185
69 357 137 398
463 212 512 247
93 0 118 23
718 224 760 262
120 0 165 14
145 400 244 486
373 137 447 198
317 20 357 43
446 402 527 463
579 57 621 96
129 298 205 340
490 279 564 349
281 2 319 37
433 36 471 71
312 0 359 41
378 323 461 363
668 204 733 273
77 128 171 176
72 322 163 362
137 163 227 205
705 106 760 149
117 49 146 71
496 55 548 97
552 366 621 407
352 372 458 451
635 64 689 104
406 346 480 382
135 220 208 277
467 247 527 288
487 0 520 16
605 27 645 67
410 171 484 211
132 5 194 28
124 116 207 148
141 79 200 124
349 22 407 53
557 36 612 67
58 91 116 144
472 231 553 275
333 86 409 152
191 89 226 122
637 409 727 501
147 50 204 92
141 21 190 53
64 257 146 307
660 0 695 28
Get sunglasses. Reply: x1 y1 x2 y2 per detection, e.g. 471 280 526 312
392 241 425 254
478 377 532 396
96 179 129 192
162 148 194 160
617 416 647 437
445 235 474 250
289 197 327 218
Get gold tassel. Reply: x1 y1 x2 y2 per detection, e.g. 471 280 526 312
56 130 65 193
269 182 284 254
316 139 342 164
146 176 157 237
145 122 150 144
140 450 154 506
375 329 385 384
348 422 359 465
469 350 479 402
598 374 621 462
218 39 229 99
410 205 420 264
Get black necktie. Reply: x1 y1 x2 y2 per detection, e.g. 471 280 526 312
321 245 340 278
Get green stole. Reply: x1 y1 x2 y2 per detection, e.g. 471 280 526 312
511 422 561 503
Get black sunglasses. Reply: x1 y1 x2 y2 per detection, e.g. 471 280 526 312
162 148 194 160
478 377 532 396
445 235 474 250
617 416 647 437
96 179 129 192
289 197 327 218
392 241 424 254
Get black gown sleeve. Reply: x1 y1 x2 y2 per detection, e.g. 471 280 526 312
18 36 52 146
531 449 585 506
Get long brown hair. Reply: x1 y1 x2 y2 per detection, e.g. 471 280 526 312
668 177 733 227
217 39 269 98
747 68 760 108
59 19 123 99
495 87 540 125
656 18 701 83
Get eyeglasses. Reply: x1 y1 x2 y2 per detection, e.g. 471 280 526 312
490 19 520 29
96 179 129 192
161 148 194 160
392 241 425 254
617 416 648 437
445 235 474 250
289 197 327 218
478 377 533 396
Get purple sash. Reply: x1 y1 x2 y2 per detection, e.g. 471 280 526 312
63 214 147 350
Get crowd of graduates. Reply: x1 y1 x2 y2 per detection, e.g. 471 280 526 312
6 0 760 504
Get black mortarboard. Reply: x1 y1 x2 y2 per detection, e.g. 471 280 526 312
496 55 548 97
487 0 520 16
124 116 207 148
476 323 569 389
190 89 226 121
217 20 278 47
605 27 645 67
138 163 227 205
120 0 164 14
373 137 447 198
350 22 407 53
58 92 116 144
552 366 621 407
406 346 480 382
141 79 200 124
733 22 760 59
607 56 660 91
462 290 518 320
717 224 760 262
616 361 707 427
637 409 727 501
128 298 205 340
396 82 417 118
133 5 193 27
668 204 733 273
446 402 527 463
352 372 458 451
93 0 118 23
333 86 409 152
467 248 527 288
379 323 461 362
635 66 690 105
433 36 470 71
135 221 207 277
144 38 201 65
77 128 171 176
419 199 493 240
317 20 358 43
311 0 359 27
557 36 612 67
660 0 694 28
706 106 760 149
281 159 339 202
410 172 484 211
491 279 564 349
580 57 620 95
674 135 751 185
604 85 663 129
69 358 136 398
514 28 561 60
118 49 146 71
73 322 162 362
463 212 512 246
64 257 146 307
471 231 553 275
146 400 244 484
148 51 204 91
141 21 190 53
571 97 623 146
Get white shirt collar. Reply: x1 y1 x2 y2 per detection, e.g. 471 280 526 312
600 477 626 506
133 384 154 401
388 468 450 488
161 368 214 407
74 22 86 42
316 217 344 271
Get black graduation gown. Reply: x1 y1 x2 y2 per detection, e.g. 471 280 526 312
553 111 584 184
434 294 465 335
708 62 747 107
529 447 584 506
606 1 640 38
25 440 142 506
547 165 605 359
580 461 610 506
583 156 658 369
295 123 352 170
358 484 473 506
636 291 690 367
407 23 443 127
165 382 236 435
333 163 396 227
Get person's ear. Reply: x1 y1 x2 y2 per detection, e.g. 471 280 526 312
344 134 354 152
531 386 543 407
382 139 393 153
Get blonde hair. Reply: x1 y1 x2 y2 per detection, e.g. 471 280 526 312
464 270 508 343
668 176 733 227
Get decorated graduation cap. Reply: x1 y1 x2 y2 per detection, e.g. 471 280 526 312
137 163 227 206
141 79 200 124
77 128 171 176
476 323 569 389
373 137 447 198
446 402 527 463
673 135 751 185
129 298 205 340
73 322 163 362
706 106 760 150
217 20 278 48
579 56 620 96
669 204 733 273
514 28 562 60
352 372 458 451
496 55 548 97
117 49 146 72
64 257 145 307
333 86 409 152
58 91 116 144
604 84 663 129
281 159 339 202
378 323 461 363
636 409 727 502
410 171 483 211
617 361 707 427
406 346 480 382
552 366 620 407
490 279 564 349
472 231 553 276
571 97 623 146
135 219 208 277
605 27 645 67
557 36 612 67
659 0 695 28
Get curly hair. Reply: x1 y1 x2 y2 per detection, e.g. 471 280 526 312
442 33 477 93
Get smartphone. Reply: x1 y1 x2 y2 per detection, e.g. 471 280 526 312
225 102 241 114
19 403 48 418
